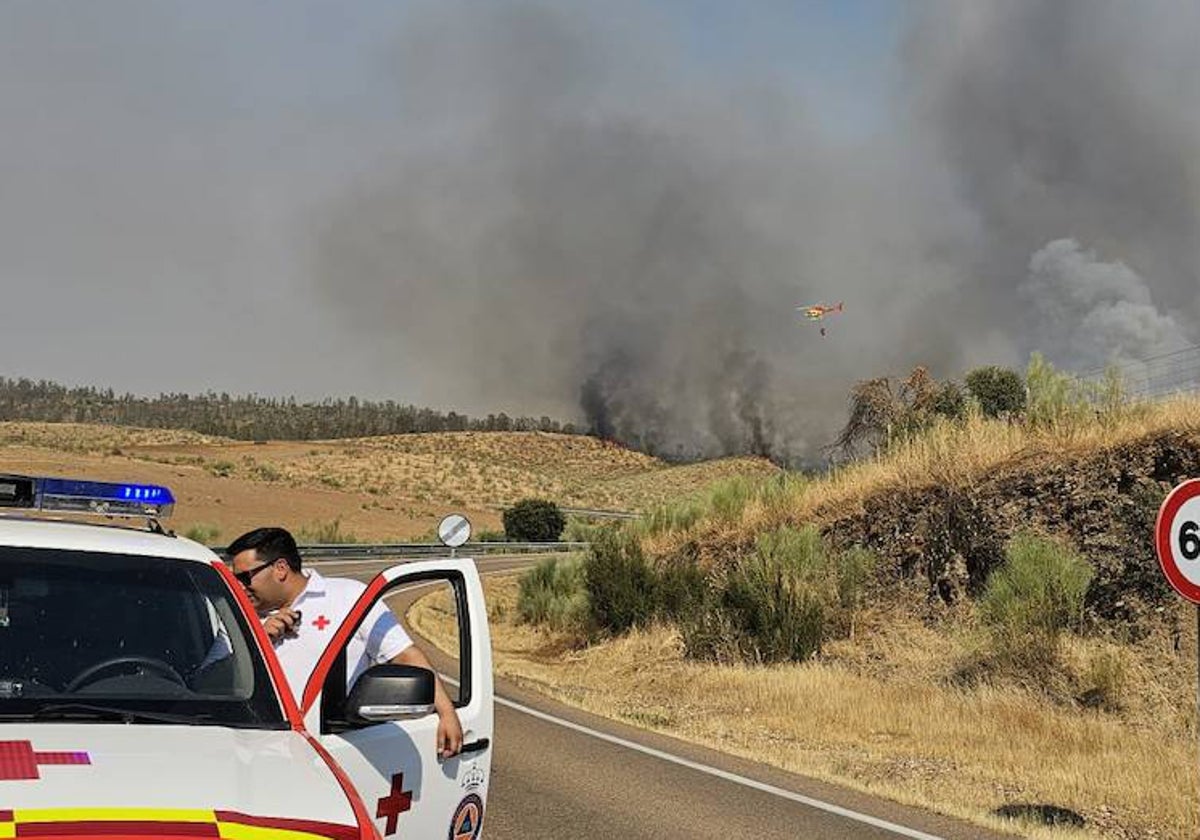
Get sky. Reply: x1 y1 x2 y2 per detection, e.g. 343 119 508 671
1 1 1196 460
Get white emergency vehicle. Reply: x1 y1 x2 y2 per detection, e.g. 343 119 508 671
0 475 493 840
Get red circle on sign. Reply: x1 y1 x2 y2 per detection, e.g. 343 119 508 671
1155 478 1200 604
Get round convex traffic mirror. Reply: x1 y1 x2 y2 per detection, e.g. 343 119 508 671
437 513 472 548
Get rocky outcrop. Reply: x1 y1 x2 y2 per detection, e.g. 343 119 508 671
822 430 1200 626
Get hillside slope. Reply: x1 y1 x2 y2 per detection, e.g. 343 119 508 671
0 422 772 540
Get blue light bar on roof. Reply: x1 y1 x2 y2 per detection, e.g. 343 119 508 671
24 476 175 518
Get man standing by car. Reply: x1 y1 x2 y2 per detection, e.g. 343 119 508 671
226 526 463 758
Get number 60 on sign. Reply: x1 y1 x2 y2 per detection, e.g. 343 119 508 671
1156 479 1200 604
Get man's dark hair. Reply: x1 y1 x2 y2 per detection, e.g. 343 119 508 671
226 527 302 572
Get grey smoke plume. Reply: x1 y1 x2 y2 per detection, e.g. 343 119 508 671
907 1 1200 362
1021 239 1191 370
312 1 1200 460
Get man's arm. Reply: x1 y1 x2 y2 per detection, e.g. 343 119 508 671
391 645 464 758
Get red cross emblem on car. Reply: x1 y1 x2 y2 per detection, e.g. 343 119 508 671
0 740 90 781
375 772 413 836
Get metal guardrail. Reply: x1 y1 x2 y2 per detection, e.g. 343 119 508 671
209 541 590 560
559 507 641 520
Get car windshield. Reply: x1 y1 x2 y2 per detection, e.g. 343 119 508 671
0 546 287 729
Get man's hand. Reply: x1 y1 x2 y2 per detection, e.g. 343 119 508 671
391 643 463 759
262 608 301 641
437 708 464 759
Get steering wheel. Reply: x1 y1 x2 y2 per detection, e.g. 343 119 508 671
64 656 186 692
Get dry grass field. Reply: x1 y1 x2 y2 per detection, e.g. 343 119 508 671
406 396 1200 840
0 421 773 542
411 573 1197 840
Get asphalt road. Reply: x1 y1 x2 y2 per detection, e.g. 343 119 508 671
316 555 1016 840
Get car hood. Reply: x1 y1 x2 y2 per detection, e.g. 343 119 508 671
0 724 361 838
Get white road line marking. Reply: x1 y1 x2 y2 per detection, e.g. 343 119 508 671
438 675 944 840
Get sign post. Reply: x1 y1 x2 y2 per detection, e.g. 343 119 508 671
1155 479 1200 789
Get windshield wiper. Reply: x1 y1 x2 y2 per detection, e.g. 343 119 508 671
1 702 213 725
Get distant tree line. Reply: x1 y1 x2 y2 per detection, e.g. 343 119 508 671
0 376 583 441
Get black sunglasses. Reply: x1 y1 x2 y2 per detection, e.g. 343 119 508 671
233 560 275 587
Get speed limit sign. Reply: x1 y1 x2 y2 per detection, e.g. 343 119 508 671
1156 479 1200 604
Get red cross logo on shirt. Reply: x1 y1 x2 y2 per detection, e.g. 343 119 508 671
0 740 90 780
375 772 413 836
312 614 331 631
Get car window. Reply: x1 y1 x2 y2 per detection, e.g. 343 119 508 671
0 547 287 728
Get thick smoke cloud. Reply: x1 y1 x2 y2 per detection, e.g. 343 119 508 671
1022 239 1191 369
908 1 1200 362
313 1 1200 461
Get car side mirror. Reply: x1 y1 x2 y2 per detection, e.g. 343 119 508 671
346 664 436 725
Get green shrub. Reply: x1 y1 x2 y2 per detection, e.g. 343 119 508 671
655 555 711 622
965 366 1027 418
517 556 588 632
830 547 877 635
1024 353 1092 431
636 498 706 538
682 527 877 664
206 460 236 478
980 532 1093 666
250 463 282 482
562 518 603 543
475 529 508 542
707 476 756 524
183 523 221 545
931 381 967 420
296 518 359 544
584 529 657 634
503 498 566 541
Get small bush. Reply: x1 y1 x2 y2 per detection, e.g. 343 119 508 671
980 532 1093 667
584 528 657 634
718 529 828 663
251 463 282 482
297 518 359 544
562 518 604 543
1024 353 1092 431
655 555 711 622
636 498 706 538
206 460 235 478
682 527 878 664
1079 646 1127 710
183 523 221 545
503 498 566 541
931 381 967 420
707 476 756 524
517 556 588 632
829 547 877 636
965 366 1027 419
475 529 508 542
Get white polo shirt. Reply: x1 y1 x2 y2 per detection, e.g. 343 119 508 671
271 568 413 702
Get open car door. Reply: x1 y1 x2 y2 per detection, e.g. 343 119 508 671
299 558 493 840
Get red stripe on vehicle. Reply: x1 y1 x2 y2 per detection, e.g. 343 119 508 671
212 560 304 730
213 811 359 840
302 733 381 840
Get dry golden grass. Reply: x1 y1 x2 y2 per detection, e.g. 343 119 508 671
0 421 775 540
0 421 229 452
0 423 776 513
410 575 1199 840
594 456 781 509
